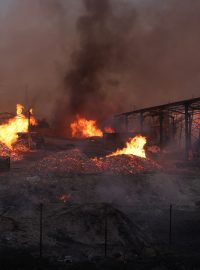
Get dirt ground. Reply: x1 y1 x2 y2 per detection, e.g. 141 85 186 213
1 138 200 269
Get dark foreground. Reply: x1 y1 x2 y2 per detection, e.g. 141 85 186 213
0 250 200 270
1 140 200 269
1 251 200 270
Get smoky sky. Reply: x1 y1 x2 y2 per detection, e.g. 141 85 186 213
60 0 137 127
0 0 200 125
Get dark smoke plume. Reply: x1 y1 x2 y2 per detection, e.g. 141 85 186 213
54 0 136 135
1 0 200 131
66 0 112 116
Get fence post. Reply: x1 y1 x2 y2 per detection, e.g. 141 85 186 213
39 203 43 260
169 204 172 246
104 204 108 258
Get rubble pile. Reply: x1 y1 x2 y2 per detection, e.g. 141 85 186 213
13 141 29 153
0 141 29 162
95 154 160 174
36 149 160 175
0 143 10 157
36 149 102 175
43 203 152 258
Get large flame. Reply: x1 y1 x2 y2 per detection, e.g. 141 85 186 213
70 115 103 138
109 135 147 158
0 104 37 149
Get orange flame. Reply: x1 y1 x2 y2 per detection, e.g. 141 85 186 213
70 115 103 138
0 104 37 149
104 127 114 133
29 108 37 126
109 135 147 158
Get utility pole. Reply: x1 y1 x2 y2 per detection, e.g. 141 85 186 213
28 107 31 149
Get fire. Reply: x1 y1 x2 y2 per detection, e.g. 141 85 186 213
29 108 37 126
0 104 37 149
104 127 114 133
109 135 147 158
70 115 103 138
16 104 24 115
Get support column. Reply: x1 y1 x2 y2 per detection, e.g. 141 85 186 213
28 108 31 149
188 113 192 150
159 112 164 151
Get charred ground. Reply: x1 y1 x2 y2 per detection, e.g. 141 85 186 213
0 138 200 269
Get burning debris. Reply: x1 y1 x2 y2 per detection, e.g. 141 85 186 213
0 104 37 150
0 142 29 162
108 135 147 158
94 155 160 175
70 115 103 138
0 104 38 162
35 146 160 176
70 115 113 138
36 149 102 175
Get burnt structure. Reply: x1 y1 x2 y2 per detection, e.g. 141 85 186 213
115 97 200 159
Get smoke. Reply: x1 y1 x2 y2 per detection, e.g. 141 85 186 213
66 0 114 117
0 0 200 130
54 0 137 135
54 0 200 136
96 173 191 208
0 0 78 118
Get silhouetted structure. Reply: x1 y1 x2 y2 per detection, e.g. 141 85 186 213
115 97 200 159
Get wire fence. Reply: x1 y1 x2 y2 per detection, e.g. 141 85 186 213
0 202 200 261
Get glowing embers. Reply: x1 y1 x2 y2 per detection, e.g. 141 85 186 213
58 194 72 203
0 104 37 149
109 135 147 158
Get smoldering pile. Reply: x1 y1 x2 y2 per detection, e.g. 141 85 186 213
0 141 29 162
36 149 102 175
35 149 160 175
94 155 161 175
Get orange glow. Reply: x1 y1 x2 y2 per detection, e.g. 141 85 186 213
109 135 147 158
70 115 103 138
0 104 37 149
58 194 71 203
104 127 114 133
29 108 37 126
